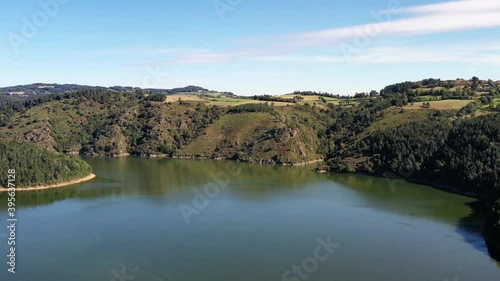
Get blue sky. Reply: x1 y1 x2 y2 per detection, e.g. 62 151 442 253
1 0 500 95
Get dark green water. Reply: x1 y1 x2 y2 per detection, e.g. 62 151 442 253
0 157 499 281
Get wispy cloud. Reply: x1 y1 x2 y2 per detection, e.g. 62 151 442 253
133 0 500 66
90 48 208 56
405 0 500 14
279 0 500 47
137 51 249 66
252 44 500 65
148 48 210 55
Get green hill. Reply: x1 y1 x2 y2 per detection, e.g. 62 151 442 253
0 90 327 164
0 141 92 188
0 83 230 97
0 77 499 187
1 77 500 253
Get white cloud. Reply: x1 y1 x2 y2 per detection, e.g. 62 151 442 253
134 0 500 66
252 44 500 65
148 48 210 55
290 0 500 46
405 0 500 15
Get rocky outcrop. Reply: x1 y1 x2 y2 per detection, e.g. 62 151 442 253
14 122 57 151
85 125 129 156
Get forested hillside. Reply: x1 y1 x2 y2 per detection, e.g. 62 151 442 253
0 141 92 188
328 114 500 199
0 89 327 164
1 77 499 169
0 83 229 97
1 77 500 254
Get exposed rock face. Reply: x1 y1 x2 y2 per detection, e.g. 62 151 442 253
92 125 129 156
15 122 57 152
484 198 500 260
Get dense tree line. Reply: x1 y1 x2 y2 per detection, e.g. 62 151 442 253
440 114 500 196
166 86 207 94
381 81 422 96
334 118 450 174
228 103 275 113
146 93 167 102
252 95 296 103
0 83 108 96
329 114 500 198
0 84 225 97
0 141 92 188
380 77 499 104
291 91 338 98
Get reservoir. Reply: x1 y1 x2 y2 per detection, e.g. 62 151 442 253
1 157 499 281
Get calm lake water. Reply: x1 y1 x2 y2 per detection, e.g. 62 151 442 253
1 157 499 281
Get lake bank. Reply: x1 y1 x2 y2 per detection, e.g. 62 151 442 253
326 169 489 201
79 154 486 200
0 173 96 192
78 152 324 166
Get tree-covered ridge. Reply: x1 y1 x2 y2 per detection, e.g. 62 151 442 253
0 141 92 188
0 89 327 164
328 113 500 198
0 78 500 258
0 83 108 97
0 77 498 164
0 77 498 170
0 83 218 96
0 77 498 161
381 77 500 104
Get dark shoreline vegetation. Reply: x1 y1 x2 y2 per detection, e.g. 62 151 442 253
0 77 499 259
0 141 92 188
485 199 500 260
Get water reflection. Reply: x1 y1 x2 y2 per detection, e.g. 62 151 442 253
326 173 499 264
1 157 498 265
0 157 321 209
0 157 499 281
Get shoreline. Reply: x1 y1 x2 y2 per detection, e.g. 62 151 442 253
82 154 483 200
0 173 96 192
402 177 487 201
83 153 324 166
284 159 324 166
81 154 485 200
329 171 487 201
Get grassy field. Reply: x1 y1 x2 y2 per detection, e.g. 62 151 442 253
209 98 292 107
357 108 434 140
405 100 473 110
283 94 341 106
165 94 336 107
162 92 487 112
165 94 206 103
179 112 276 157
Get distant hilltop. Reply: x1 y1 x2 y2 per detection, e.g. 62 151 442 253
1 77 498 99
0 83 235 98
